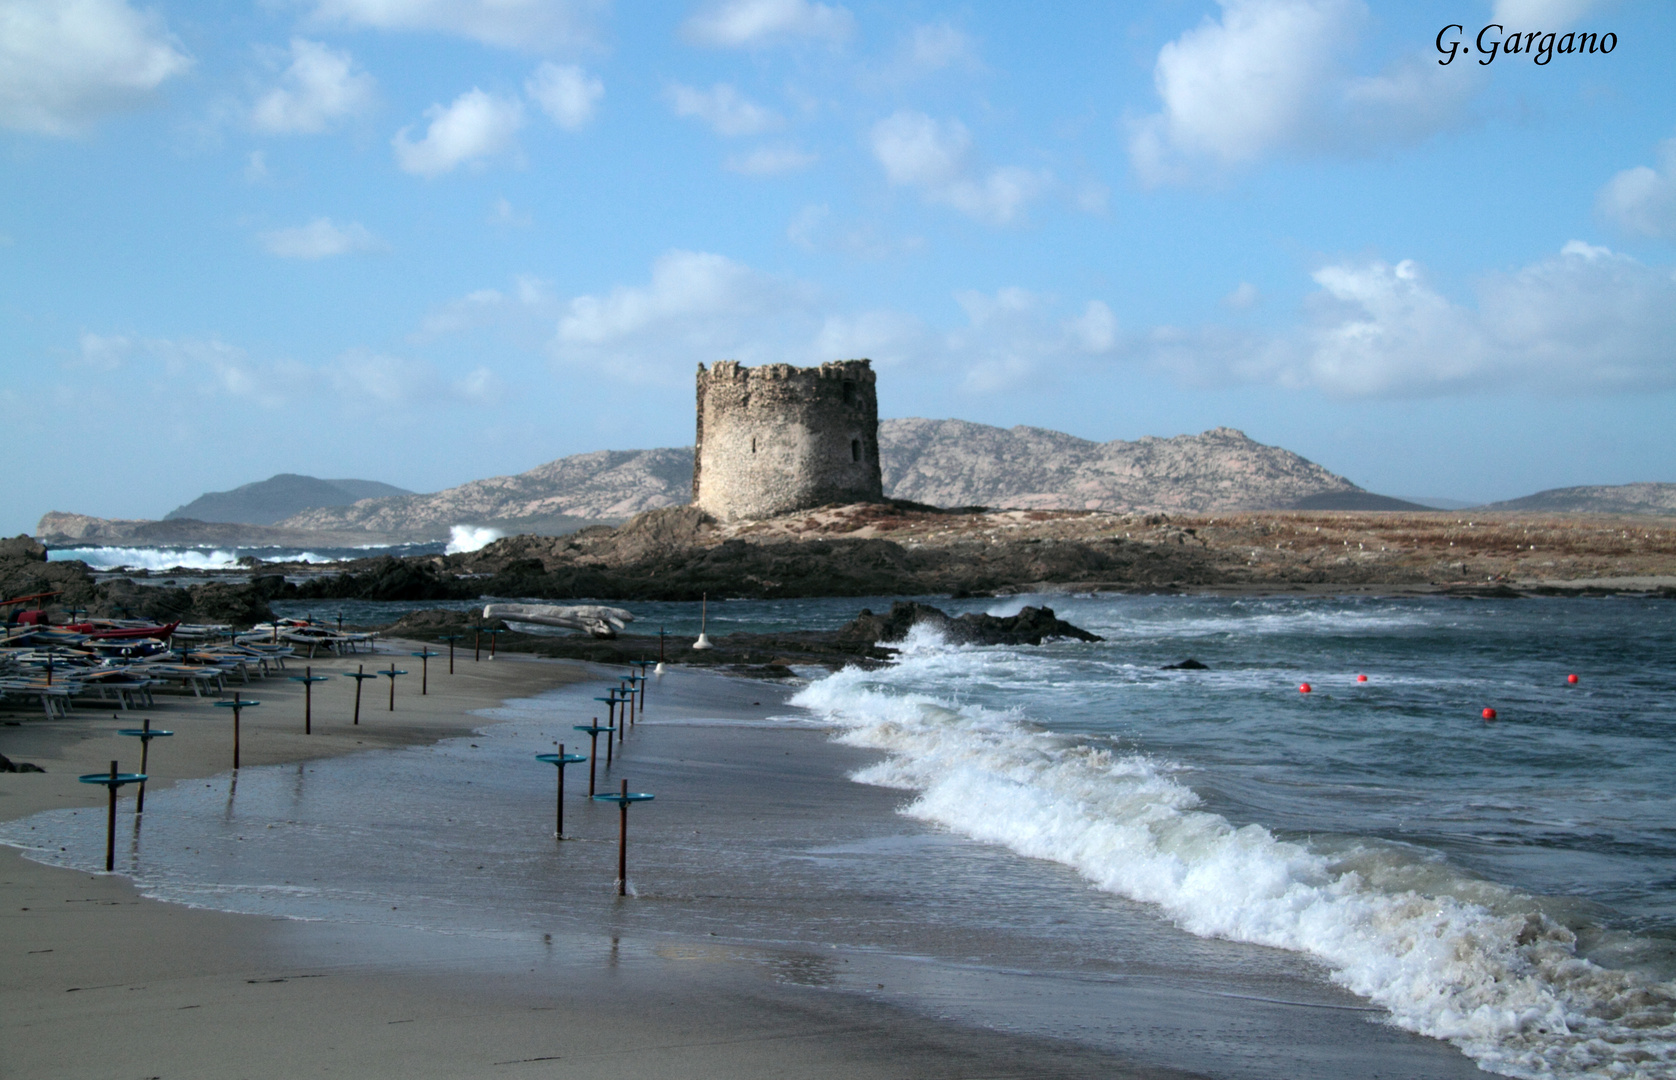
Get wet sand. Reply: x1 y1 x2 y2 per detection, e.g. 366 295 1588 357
0 641 1189 1079
0 643 1483 1079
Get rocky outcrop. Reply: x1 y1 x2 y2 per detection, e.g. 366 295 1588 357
0 551 273 627
878 420 1362 513
838 601 1102 647
0 535 47 561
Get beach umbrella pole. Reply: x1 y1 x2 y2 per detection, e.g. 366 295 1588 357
136 720 150 814
617 780 629 895
104 761 118 872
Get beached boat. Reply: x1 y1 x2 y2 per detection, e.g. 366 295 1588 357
481 603 633 639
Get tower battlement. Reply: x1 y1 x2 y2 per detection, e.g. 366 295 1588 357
693 359 884 521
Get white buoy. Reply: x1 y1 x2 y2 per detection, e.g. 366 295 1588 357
654 662 666 675
692 592 713 650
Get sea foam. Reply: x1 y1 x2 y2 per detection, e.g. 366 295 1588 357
792 635 1676 1079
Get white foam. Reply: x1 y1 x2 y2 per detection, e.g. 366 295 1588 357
48 547 347 571
792 643 1676 1079
50 547 243 571
445 525 503 554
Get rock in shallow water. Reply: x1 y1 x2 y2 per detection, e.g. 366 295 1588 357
838 601 1102 647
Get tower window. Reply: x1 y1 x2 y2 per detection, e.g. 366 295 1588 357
751 437 756 454
851 439 861 462
843 381 856 404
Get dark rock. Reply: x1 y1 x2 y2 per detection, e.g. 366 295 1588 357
0 753 45 773
1161 658 1209 670
838 601 1102 647
0 535 48 561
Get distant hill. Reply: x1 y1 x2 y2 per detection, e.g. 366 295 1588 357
879 420 1367 513
165 474 413 525
1478 483 1676 517
277 450 695 539
277 421 1374 539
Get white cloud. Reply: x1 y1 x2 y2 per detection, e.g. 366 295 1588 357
726 145 815 175
252 39 375 134
557 250 786 346
259 218 384 258
895 23 979 78
329 349 437 403
525 62 601 130
488 196 533 227
1597 136 1676 241
76 331 133 371
1153 244 1676 397
682 0 853 48
306 0 604 51
393 88 523 176
453 366 504 402
787 204 922 258
416 275 556 337
870 110 1049 225
1129 0 1477 184
667 83 779 136
1068 300 1118 353
0 0 191 136
1223 282 1261 309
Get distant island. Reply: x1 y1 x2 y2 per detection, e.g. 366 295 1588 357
33 420 1675 549
165 474 413 525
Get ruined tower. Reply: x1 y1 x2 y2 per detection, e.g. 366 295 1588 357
693 359 884 521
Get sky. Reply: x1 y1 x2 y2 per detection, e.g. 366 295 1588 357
3 0 1674 534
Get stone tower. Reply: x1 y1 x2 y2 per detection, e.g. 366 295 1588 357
693 359 884 521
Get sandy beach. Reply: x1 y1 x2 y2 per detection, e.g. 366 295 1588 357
0 638 1496 1079
0 640 1193 1079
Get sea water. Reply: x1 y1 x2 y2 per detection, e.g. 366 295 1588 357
4 593 1674 1078
792 594 1676 1078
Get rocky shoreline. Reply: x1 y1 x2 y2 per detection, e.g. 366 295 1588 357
8 504 1674 647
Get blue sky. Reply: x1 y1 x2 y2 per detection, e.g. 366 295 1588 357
3 0 1674 534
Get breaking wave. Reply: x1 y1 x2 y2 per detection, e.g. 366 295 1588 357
50 547 339 571
444 525 504 554
791 631 1676 1079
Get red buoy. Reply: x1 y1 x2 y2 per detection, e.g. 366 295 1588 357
1356 674 1368 683
1567 674 1579 685
1299 683 1312 694
1482 707 1497 721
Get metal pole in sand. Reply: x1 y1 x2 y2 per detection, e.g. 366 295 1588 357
474 628 482 662
104 761 117 870
344 665 379 724
116 718 173 814
411 650 437 695
382 663 407 711
594 780 654 897
535 745 588 839
574 722 611 794
291 666 328 734
438 635 461 674
595 696 620 752
79 761 146 871
213 693 258 770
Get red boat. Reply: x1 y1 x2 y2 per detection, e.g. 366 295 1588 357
63 621 180 641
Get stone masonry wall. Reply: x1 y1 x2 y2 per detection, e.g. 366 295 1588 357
693 359 884 521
